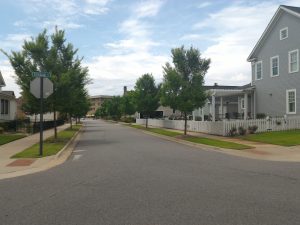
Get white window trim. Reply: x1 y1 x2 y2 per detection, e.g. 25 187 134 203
280 27 288 40
255 61 263 80
288 49 299 74
270 55 279 77
286 89 296 114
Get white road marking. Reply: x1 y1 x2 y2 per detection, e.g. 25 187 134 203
73 155 82 161
73 149 86 153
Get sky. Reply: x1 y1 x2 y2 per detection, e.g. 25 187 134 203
0 0 299 97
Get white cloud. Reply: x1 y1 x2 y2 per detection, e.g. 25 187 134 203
83 0 111 15
180 34 211 41
191 1 284 85
198 2 211 9
85 0 167 95
134 0 165 18
1 33 31 50
0 60 21 97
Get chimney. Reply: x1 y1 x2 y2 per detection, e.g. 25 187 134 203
123 86 127 95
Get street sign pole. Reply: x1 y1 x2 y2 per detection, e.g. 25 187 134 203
30 71 53 157
39 77 44 156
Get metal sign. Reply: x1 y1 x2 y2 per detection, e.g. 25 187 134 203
33 71 50 78
30 77 53 99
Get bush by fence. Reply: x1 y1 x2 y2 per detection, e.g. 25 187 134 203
0 119 65 133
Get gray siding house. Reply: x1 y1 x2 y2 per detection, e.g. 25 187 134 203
248 5 300 117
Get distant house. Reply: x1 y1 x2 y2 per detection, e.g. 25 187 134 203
247 5 300 117
0 71 17 121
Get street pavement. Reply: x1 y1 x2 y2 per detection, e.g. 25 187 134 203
0 119 300 225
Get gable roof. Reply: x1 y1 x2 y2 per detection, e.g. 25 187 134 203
247 5 300 62
0 71 6 87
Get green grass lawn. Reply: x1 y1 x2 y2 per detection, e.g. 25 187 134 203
0 134 26 146
183 136 252 150
242 130 300 146
128 124 181 137
129 124 251 150
12 125 81 158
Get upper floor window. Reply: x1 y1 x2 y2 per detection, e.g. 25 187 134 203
270 56 279 77
255 61 262 80
289 49 299 73
286 89 296 114
280 27 288 40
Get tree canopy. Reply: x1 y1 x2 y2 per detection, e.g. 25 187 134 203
2 28 90 131
134 74 159 128
160 46 210 134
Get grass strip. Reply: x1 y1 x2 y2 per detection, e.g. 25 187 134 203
183 136 252 150
12 125 81 158
129 124 251 150
242 130 300 146
129 124 181 137
0 134 26 146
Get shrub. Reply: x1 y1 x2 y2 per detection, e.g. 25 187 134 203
256 113 266 119
275 120 282 126
195 116 202 121
120 117 136 123
248 125 258 134
0 127 4 134
228 127 237 136
238 126 247 136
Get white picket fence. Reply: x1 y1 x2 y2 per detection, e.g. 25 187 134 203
136 116 300 136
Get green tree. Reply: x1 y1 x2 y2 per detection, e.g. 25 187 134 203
2 28 90 132
107 96 122 120
120 91 136 116
160 46 210 135
134 74 159 128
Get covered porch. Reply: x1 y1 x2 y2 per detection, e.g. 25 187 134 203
193 86 256 121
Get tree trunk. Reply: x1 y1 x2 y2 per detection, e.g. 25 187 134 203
184 112 187 135
54 110 57 139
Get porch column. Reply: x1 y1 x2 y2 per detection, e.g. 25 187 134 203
212 95 216 122
244 92 248 120
201 108 204 121
220 96 223 120
250 93 254 119
253 92 256 119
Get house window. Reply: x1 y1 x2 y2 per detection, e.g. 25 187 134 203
255 61 262 80
270 56 279 77
280 27 288 40
1 99 9 115
286 89 296 114
289 49 299 73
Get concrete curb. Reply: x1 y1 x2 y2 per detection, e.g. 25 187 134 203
55 126 82 159
125 125 300 162
0 126 83 180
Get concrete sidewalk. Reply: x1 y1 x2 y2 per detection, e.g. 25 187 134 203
138 125 300 162
0 124 77 180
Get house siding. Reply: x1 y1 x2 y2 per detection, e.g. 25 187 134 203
252 12 300 117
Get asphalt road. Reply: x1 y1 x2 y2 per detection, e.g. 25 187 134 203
1 120 300 225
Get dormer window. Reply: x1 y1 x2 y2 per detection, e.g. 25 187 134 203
280 27 288 40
